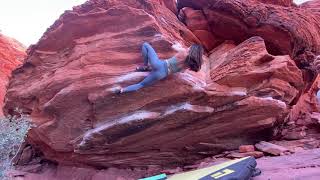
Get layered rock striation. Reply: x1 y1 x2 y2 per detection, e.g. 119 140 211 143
4 0 319 169
178 0 320 68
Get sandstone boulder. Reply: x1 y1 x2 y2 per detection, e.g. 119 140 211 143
5 37 303 168
311 112 320 125
258 0 293 6
161 0 178 15
301 0 320 15
178 7 221 51
289 74 320 127
178 0 320 67
226 151 264 159
0 33 25 116
239 145 255 153
5 0 303 168
255 141 290 155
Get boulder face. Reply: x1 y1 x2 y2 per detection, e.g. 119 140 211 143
257 0 293 6
178 0 294 8
178 7 222 51
0 33 25 116
161 0 178 14
3 0 314 169
301 0 320 16
289 74 320 132
178 0 320 68
5 3 303 165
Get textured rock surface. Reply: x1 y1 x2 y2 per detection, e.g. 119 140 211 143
254 148 320 180
288 74 320 136
10 148 320 180
178 7 221 51
301 0 320 13
226 151 264 158
178 0 320 142
5 16 303 167
161 0 178 15
0 33 25 116
239 145 255 153
178 0 320 67
255 141 290 155
258 0 293 6
7 0 320 171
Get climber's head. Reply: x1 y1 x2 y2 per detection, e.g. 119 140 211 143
185 44 203 72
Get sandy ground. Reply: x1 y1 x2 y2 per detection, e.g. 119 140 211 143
254 148 320 180
8 148 320 180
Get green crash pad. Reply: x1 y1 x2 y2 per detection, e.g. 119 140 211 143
140 157 258 180
168 157 257 180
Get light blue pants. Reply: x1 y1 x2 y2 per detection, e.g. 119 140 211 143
122 43 168 93
317 90 320 104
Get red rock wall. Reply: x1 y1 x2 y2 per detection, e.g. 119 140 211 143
3 0 318 169
178 0 320 67
300 0 320 15
161 0 178 14
258 0 293 6
0 33 25 116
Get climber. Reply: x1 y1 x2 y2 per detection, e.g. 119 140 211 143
114 42 203 93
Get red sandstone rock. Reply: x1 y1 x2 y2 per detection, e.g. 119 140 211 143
209 38 302 105
178 0 320 140
239 145 255 153
226 151 264 159
257 0 293 6
301 0 320 16
289 74 320 131
0 33 25 116
283 130 307 140
178 0 320 65
311 112 320 125
270 138 320 152
178 7 221 51
180 8 209 31
17 146 34 165
255 141 290 156
4 0 303 168
161 0 178 15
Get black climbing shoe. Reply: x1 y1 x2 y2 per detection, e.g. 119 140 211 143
136 65 151 72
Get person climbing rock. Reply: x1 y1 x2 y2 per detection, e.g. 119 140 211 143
114 42 203 93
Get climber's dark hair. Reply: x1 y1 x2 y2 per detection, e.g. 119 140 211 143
185 44 203 72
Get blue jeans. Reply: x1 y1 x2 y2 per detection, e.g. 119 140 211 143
122 42 168 93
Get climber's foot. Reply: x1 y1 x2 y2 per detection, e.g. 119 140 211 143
136 65 151 72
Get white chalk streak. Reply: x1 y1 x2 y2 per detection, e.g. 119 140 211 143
260 97 287 108
230 90 247 96
164 102 214 116
178 72 207 90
